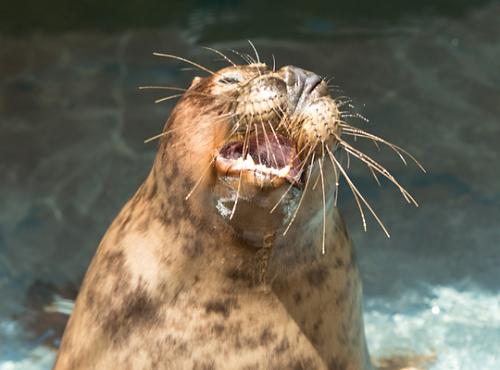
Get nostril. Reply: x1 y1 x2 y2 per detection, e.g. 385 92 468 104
303 74 322 95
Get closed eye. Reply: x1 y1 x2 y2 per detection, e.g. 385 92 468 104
219 76 241 84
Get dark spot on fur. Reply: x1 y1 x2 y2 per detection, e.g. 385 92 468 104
192 359 215 370
274 338 290 354
334 257 344 269
313 318 322 330
212 323 225 336
259 326 277 346
167 194 178 206
311 318 323 345
225 267 255 286
86 286 95 307
216 320 262 350
155 200 172 226
293 291 302 304
183 239 204 258
160 151 176 188
335 283 349 306
117 211 132 234
238 335 259 350
288 357 316 370
306 265 329 286
146 181 158 201
328 356 347 370
102 250 126 275
204 298 239 318
101 282 161 346
169 161 179 180
84 250 132 325
136 212 152 234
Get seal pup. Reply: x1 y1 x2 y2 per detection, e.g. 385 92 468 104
54 51 422 370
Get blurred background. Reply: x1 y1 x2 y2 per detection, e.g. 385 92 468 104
1 1 499 369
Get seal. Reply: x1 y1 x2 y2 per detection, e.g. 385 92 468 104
53 50 422 370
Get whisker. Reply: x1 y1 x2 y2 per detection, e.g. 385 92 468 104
179 67 198 72
202 46 237 66
326 146 365 228
334 96 352 103
269 145 314 214
155 94 184 103
318 149 327 255
145 112 236 144
323 144 341 203
154 90 234 104
247 40 261 64
185 157 216 200
342 130 382 152
327 146 390 237
230 124 251 219
270 182 294 214
369 166 382 186
254 123 263 167
266 119 286 165
153 52 216 76
245 53 257 64
340 112 369 123
275 106 291 135
230 163 244 220
325 76 335 85
138 86 187 92
283 153 315 236
342 143 410 201
144 131 170 144
337 137 418 206
312 170 321 190
230 49 254 65
340 124 426 172
260 117 279 169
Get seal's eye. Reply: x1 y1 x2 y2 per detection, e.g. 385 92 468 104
219 76 242 85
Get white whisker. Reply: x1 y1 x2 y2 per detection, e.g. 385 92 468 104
153 52 216 76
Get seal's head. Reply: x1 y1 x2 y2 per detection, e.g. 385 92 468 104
150 57 423 249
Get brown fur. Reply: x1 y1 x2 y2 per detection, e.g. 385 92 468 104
54 63 372 370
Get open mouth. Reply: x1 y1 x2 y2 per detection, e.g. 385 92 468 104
215 133 303 189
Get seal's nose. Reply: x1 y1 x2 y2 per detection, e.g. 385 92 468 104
284 66 322 94
281 66 326 112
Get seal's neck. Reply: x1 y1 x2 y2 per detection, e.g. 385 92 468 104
145 139 355 285
136 149 371 369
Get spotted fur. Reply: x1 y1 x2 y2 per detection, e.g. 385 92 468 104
53 62 376 370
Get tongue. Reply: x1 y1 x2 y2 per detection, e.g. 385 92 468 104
248 133 294 169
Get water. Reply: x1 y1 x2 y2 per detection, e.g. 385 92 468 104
1 1 499 368
365 284 500 369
